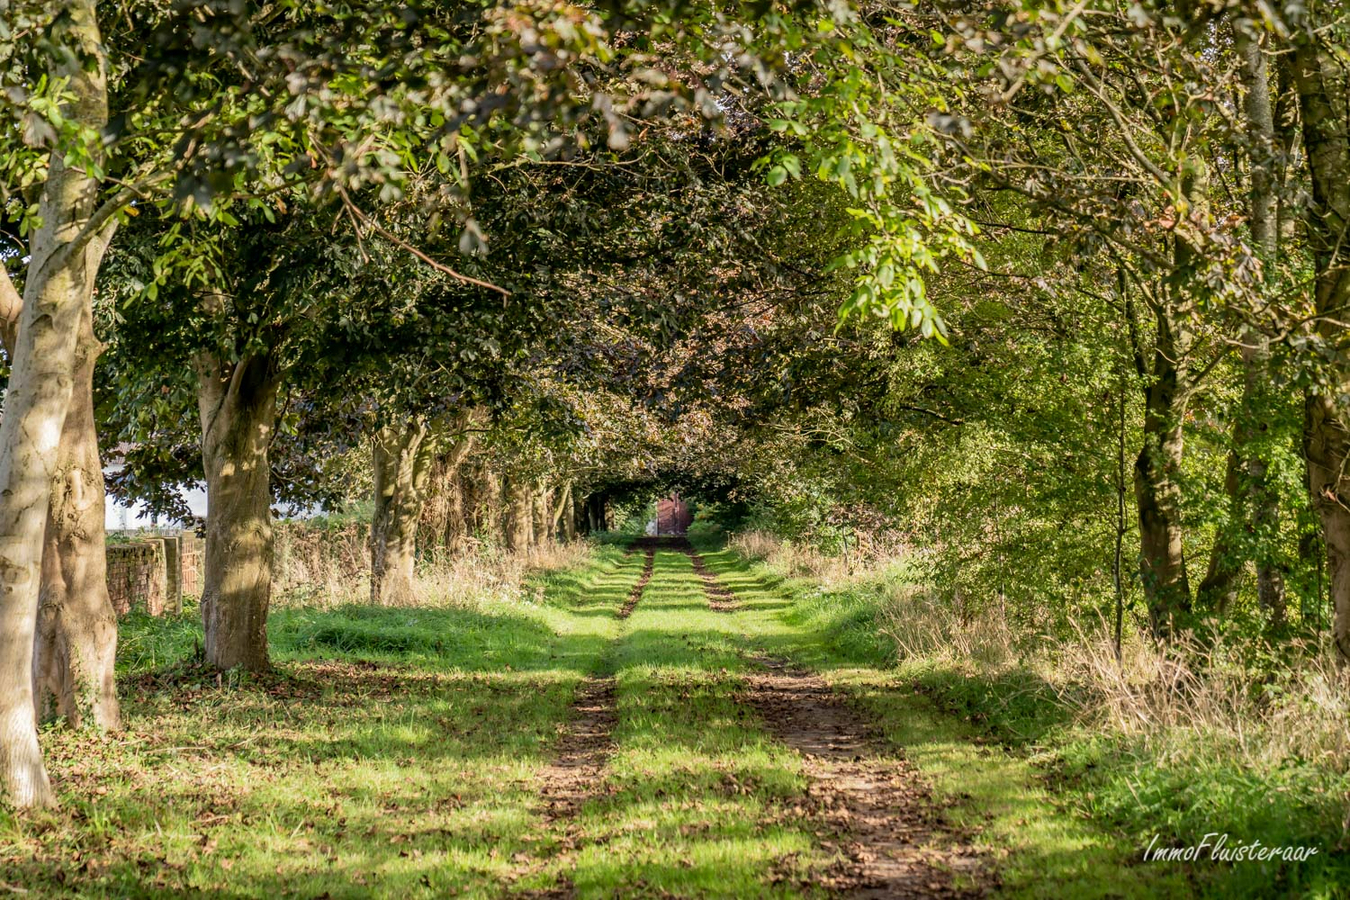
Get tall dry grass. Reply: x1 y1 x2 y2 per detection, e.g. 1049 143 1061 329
730 528 872 587
273 522 591 610
409 540 591 609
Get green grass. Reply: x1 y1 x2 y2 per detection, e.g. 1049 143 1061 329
2 546 637 898
694 541 1349 899
8 538 1335 897
520 550 825 897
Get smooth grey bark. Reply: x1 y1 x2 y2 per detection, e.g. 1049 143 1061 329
33 304 120 730
0 0 110 808
1 282 119 734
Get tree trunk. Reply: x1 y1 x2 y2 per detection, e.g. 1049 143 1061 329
557 482 576 542
437 415 480 556
0 0 109 808
477 466 503 544
1197 444 1243 615
1199 32 1289 625
533 480 553 546
444 469 468 555
1129 296 1192 636
196 352 279 673
584 493 608 533
370 421 438 606
1134 399 1191 634
1292 31 1350 662
505 477 534 553
33 304 119 730
0 265 119 735
1241 34 1290 629
572 490 588 537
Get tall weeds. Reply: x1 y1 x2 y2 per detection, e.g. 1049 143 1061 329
273 521 591 609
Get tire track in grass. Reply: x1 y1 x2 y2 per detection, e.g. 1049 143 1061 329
744 662 986 898
687 547 987 898
521 546 655 897
619 546 655 619
687 548 738 612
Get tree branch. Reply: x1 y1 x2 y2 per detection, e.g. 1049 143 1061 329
336 186 511 297
894 404 964 425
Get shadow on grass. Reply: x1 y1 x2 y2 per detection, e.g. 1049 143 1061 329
0 548 647 899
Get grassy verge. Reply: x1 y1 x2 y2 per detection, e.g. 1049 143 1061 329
1 545 637 898
699 538 1349 899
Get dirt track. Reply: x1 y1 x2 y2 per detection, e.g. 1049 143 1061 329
683 545 988 899
531 544 987 898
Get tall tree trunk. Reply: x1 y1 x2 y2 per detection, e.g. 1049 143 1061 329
584 493 607 533
370 421 438 606
0 0 109 808
1198 31 1289 624
1243 34 1292 629
33 304 119 730
1197 446 1243 614
505 477 534 553
572 490 588 537
444 468 468 555
370 413 480 600
557 481 576 542
1292 30 1350 662
533 480 553 546
460 461 482 541
437 414 480 555
1128 299 1192 635
0 272 119 734
196 352 279 673
477 465 503 544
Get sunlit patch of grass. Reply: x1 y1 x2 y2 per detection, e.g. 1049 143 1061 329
0 545 636 899
527 550 828 898
709 535 1350 898
694 540 1196 899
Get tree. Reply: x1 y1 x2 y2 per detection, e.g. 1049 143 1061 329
0 0 113 808
370 411 482 605
1287 4 1350 663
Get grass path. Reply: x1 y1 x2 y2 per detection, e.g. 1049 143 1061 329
1 541 1195 897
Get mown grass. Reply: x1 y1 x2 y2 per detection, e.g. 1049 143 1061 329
519 549 827 897
705 536 1350 899
12 534 1325 897
1 543 830 898
1 545 639 898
